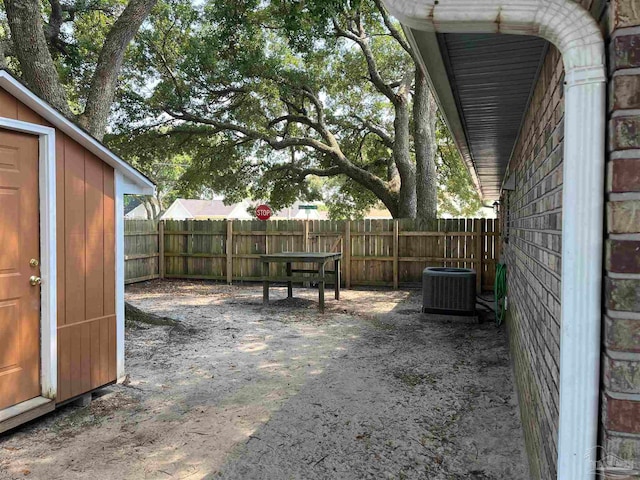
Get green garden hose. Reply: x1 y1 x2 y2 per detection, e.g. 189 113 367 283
495 263 507 326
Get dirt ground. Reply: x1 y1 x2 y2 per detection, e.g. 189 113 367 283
0 281 528 480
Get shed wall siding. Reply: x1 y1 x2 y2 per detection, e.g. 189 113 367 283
601 0 640 470
0 87 116 403
56 134 116 402
501 44 565 480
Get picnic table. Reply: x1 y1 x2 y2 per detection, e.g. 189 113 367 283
261 252 342 313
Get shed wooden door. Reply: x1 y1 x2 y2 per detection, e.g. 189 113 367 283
0 129 40 410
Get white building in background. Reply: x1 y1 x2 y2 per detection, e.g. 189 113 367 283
125 197 401 220
160 199 254 220
124 203 152 219
149 199 330 221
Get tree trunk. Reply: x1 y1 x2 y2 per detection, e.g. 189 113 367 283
322 149 400 218
140 197 154 219
79 0 158 139
4 0 156 139
155 194 166 219
0 39 7 69
393 98 417 219
125 302 180 327
414 68 438 222
3 0 73 118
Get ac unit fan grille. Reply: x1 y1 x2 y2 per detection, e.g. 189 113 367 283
422 267 476 316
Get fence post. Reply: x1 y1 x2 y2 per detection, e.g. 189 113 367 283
344 221 351 289
302 221 311 288
226 220 233 285
158 220 165 279
304 220 310 252
475 219 483 294
393 220 399 289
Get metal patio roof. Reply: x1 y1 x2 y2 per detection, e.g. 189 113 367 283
407 30 548 201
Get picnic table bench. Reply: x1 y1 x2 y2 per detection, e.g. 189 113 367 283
261 252 342 313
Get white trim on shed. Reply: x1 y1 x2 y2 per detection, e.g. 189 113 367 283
0 117 57 401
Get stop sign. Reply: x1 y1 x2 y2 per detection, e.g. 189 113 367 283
256 204 272 220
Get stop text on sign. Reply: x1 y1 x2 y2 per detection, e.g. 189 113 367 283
256 204 272 220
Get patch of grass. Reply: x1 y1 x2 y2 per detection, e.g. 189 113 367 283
50 407 102 436
394 370 438 388
420 411 462 447
51 392 140 438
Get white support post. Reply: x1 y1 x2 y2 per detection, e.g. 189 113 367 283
115 172 126 381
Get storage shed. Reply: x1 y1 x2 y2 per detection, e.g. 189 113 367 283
0 70 154 432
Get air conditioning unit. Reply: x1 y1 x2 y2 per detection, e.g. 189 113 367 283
422 267 476 316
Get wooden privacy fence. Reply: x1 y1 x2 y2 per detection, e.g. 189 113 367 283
125 218 500 291
124 219 160 284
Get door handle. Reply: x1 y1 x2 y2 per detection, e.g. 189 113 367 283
29 276 41 286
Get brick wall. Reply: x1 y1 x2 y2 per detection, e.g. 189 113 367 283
501 42 565 480
601 0 640 475
496 2 640 478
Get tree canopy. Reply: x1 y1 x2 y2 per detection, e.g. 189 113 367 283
112 0 484 219
0 0 484 219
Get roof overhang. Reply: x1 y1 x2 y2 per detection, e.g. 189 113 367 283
403 27 547 202
403 28 483 196
0 70 155 195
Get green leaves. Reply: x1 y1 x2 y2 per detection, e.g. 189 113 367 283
435 116 484 217
109 0 484 219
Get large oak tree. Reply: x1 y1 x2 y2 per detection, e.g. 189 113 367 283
124 0 441 220
0 0 482 219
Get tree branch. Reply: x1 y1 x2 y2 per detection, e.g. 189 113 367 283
332 17 396 102
372 0 419 63
270 164 343 179
165 105 398 214
45 0 64 50
165 108 337 155
354 116 394 149
268 114 319 131
45 0 118 56
206 86 249 97
79 0 159 139
300 86 325 125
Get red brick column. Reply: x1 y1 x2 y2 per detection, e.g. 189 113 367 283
601 0 640 473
